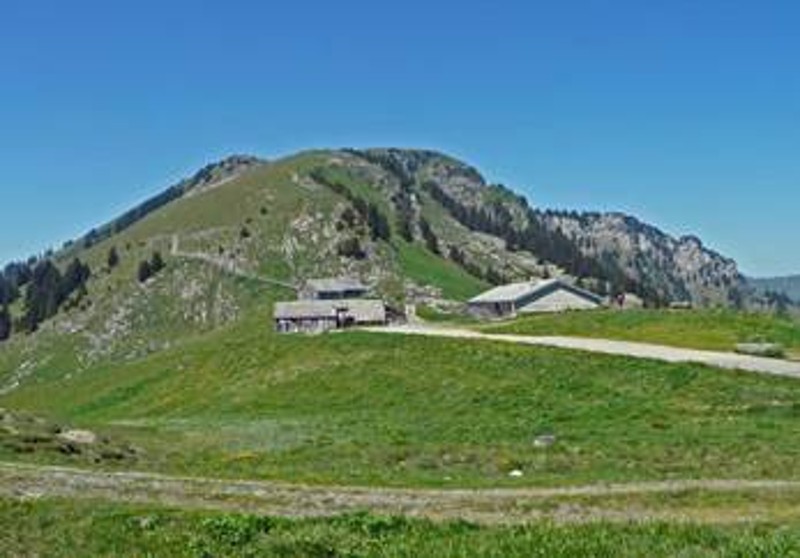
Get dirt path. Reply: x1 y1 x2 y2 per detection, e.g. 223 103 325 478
2 462 800 524
363 325 800 378
170 234 296 291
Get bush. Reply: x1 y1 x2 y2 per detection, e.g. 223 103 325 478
137 260 153 283
337 238 366 260
138 252 165 283
150 251 165 274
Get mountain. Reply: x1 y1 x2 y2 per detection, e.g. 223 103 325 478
0 147 751 354
749 275 800 303
339 148 747 306
539 212 743 306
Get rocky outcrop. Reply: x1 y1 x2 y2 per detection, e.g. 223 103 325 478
342 148 747 306
540 211 744 305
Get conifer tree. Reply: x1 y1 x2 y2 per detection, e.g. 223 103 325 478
107 246 120 269
0 305 10 341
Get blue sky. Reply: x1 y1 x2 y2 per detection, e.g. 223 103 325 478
1 1 798 276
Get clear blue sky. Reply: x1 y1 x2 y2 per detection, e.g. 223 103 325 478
1 1 798 276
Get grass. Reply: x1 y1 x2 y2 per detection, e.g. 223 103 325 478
486 308 800 356
0 407 138 465
3 497 800 557
4 314 800 487
416 304 478 324
396 242 487 300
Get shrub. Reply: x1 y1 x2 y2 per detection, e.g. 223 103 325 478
337 238 367 260
137 260 153 283
150 251 165 273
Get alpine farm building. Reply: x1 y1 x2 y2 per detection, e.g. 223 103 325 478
468 278 603 319
274 277 387 334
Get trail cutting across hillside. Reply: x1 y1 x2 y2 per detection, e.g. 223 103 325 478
170 233 296 291
362 325 800 378
3 462 800 524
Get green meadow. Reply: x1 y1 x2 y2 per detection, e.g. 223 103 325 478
4 302 800 488
486 308 800 357
3 498 800 558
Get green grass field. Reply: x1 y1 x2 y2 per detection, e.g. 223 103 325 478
485 309 800 357
4 310 800 488
3 498 800 558
396 242 487 300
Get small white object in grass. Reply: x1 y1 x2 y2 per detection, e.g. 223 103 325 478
509 469 524 478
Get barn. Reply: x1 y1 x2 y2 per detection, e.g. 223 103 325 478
301 278 369 300
468 278 603 318
274 299 387 333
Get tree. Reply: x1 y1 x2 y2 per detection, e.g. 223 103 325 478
2 262 31 302
0 306 10 341
367 204 391 242
419 218 440 255
16 258 91 333
0 276 12 306
337 237 366 260
107 246 120 269
448 245 466 266
23 260 63 332
61 259 91 298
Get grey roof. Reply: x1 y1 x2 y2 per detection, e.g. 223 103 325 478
468 278 602 305
274 299 386 322
305 277 368 293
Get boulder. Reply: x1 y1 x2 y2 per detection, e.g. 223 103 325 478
57 429 97 445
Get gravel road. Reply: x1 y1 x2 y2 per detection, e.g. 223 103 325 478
363 325 800 378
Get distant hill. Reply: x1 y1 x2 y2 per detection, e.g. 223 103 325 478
0 147 752 353
749 275 800 302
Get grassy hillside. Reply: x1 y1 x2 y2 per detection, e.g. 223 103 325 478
1 150 498 392
486 309 800 356
3 498 799 557
4 310 800 487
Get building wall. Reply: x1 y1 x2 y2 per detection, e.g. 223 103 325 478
467 301 515 318
275 311 386 334
518 288 599 313
275 317 338 334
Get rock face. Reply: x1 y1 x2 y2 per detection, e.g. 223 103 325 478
347 148 746 306
539 212 744 306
